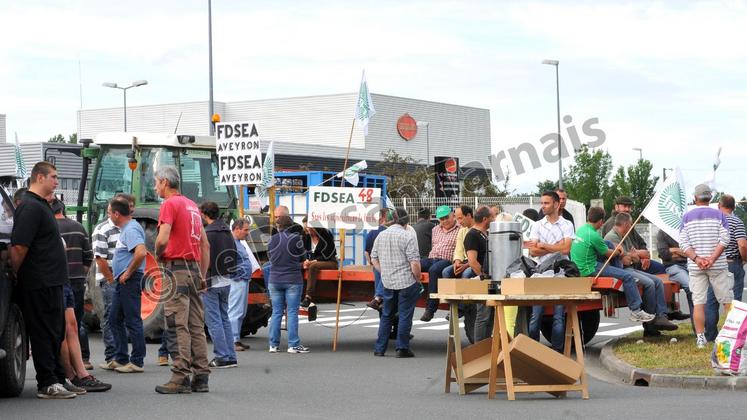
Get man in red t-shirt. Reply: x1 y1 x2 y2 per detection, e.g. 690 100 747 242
153 166 211 395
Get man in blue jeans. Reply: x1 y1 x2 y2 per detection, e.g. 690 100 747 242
200 201 239 368
570 207 655 323
371 208 422 358
109 197 147 373
92 203 121 369
420 205 461 322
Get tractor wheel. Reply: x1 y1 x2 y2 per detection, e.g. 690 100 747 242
0 305 26 398
240 281 271 337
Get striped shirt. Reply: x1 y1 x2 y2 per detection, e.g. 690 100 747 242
529 216 575 264
57 217 93 281
92 218 121 282
371 224 420 290
725 213 746 260
680 206 730 271
428 222 461 261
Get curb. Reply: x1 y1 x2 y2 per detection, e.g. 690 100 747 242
599 339 747 391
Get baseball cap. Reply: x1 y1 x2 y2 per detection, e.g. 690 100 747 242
694 183 712 198
435 205 452 219
615 196 633 206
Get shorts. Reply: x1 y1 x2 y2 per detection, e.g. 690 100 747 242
690 269 733 305
63 283 75 309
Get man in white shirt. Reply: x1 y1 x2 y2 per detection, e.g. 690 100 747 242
526 191 574 352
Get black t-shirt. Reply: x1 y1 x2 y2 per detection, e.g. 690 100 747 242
11 191 69 291
464 227 488 274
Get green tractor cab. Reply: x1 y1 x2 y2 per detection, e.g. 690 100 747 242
79 132 269 340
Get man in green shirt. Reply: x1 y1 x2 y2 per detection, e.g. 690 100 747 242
570 207 654 323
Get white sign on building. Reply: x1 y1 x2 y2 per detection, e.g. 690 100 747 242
216 121 262 185
308 186 381 230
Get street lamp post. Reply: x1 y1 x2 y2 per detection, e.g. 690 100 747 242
633 147 643 160
102 80 148 132
542 59 562 189
416 121 430 169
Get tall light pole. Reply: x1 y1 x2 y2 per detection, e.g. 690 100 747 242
542 59 562 189
102 80 148 132
208 0 215 135
632 147 643 160
416 121 430 169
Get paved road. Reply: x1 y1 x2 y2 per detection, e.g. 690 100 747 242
2 299 739 419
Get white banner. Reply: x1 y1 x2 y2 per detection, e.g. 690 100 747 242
642 167 687 242
512 212 536 241
308 186 381 230
216 121 263 186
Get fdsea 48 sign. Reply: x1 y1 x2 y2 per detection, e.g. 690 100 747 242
216 121 263 185
308 186 381 230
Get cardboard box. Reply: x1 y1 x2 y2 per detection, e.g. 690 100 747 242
500 277 591 295
438 278 489 295
508 334 582 384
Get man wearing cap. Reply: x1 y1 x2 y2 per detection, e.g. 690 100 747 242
371 207 421 358
420 205 461 322
680 184 732 349
601 195 667 276
704 194 747 341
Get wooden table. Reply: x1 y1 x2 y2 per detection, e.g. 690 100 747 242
431 292 601 400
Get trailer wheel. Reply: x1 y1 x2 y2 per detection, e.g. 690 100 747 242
240 281 271 336
0 305 26 398
540 310 600 345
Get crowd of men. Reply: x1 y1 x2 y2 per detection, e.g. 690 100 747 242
10 160 742 399
368 184 744 355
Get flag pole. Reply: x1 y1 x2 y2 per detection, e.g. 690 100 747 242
341 118 356 182
333 228 346 351
593 212 645 280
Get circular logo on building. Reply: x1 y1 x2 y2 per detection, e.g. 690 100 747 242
445 158 458 173
657 183 686 230
396 114 417 141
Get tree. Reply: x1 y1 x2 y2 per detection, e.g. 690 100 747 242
603 167 629 213
536 179 558 195
563 145 613 207
48 134 65 143
375 149 433 199
626 159 659 220
68 133 77 144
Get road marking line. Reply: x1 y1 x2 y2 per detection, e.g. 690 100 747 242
419 323 464 330
598 322 617 328
412 318 448 325
299 316 359 325
596 325 643 337
320 308 369 313
318 319 381 327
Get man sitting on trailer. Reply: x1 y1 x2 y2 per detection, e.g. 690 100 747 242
604 213 678 334
420 205 461 322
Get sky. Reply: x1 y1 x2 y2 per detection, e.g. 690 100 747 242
1 0 747 198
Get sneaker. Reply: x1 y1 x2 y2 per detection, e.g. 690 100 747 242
642 323 662 337
37 383 77 399
366 298 382 311
99 360 123 370
115 363 144 373
83 360 94 370
696 333 707 349
155 379 192 395
73 375 112 392
158 356 170 366
63 378 87 395
420 310 434 322
234 342 249 352
629 309 656 322
269 346 279 353
307 303 318 322
300 296 312 308
208 358 238 369
651 315 679 331
287 345 310 354
395 348 415 358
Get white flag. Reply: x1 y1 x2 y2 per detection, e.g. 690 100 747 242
336 160 367 186
354 70 376 136
641 167 687 241
255 141 275 208
14 132 28 182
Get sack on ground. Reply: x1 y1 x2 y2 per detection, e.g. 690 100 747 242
711 300 747 375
